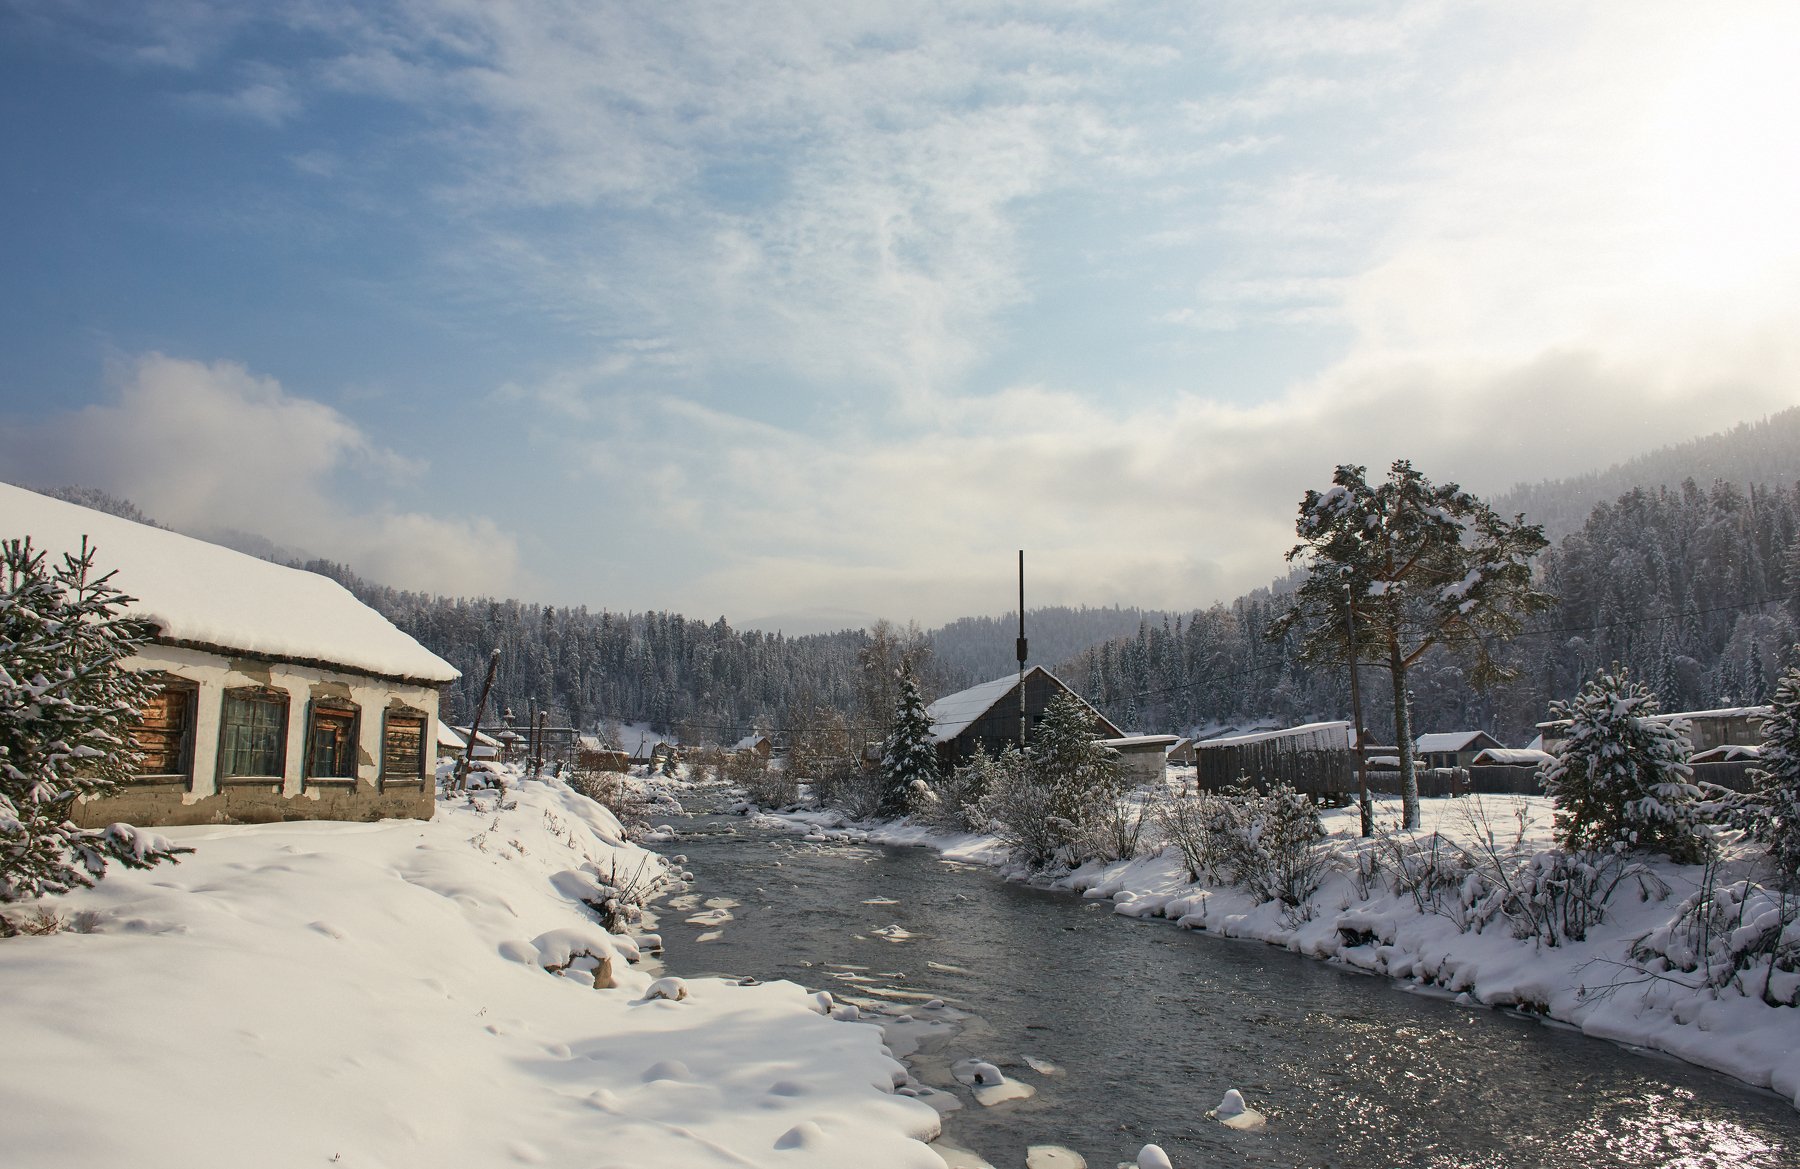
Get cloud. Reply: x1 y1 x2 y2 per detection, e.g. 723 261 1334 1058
0 354 519 598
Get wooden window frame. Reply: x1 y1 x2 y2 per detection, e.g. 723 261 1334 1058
380 707 428 792
217 686 289 785
304 700 360 788
131 675 199 788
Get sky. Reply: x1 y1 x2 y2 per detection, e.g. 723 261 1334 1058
2 1 1798 633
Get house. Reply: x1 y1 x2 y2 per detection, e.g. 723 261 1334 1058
439 724 503 761
1414 730 1506 770
1098 734 1181 786
1167 738 1198 767
6 483 459 826
925 665 1122 770
1192 721 1354 801
733 733 774 760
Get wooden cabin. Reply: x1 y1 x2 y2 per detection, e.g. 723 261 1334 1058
925 665 1122 770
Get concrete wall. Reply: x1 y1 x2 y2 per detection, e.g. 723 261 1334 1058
74 643 441 827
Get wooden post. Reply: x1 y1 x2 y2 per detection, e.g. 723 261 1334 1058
1017 550 1028 750
456 649 501 791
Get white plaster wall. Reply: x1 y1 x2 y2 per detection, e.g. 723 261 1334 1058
126 645 441 802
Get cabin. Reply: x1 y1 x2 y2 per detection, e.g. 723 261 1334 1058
733 733 774 760
1537 705 1771 756
1415 730 1506 770
926 665 1122 770
5 483 459 827
1192 721 1354 802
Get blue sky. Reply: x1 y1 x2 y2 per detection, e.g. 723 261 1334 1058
3 2 1798 631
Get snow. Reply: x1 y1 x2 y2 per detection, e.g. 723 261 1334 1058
1471 748 1554 766
1 482 457 684
1096 735 1181 749
0 772 945 1169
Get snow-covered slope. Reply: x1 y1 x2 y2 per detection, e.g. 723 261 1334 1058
0 777 944 1169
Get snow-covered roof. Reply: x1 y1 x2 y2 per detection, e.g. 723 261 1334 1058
1470 748 1553 766
926 670 1031 743
1691 744 1761 764
733 734 770 751
3 484 458 685
1195 721 1352 750
1416 731 1494 753
438 723 467 749
1538 705 1773 730
1098 734 1181 750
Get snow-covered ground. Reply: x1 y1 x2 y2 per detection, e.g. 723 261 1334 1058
0 773 944 1169
753 786 1800 1111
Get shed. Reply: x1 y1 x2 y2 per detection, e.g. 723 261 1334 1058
1537 705 1771 756
1098 734 1181 786
733 733 774 760
1167 738 1198 767
926 665 1122 770
1193 721 1354 801
5 483 458 827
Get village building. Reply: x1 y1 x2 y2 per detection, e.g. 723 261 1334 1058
925 665 1123 771
732 733 774 760
1166 737 1198 767
1099 734 1181 786
1414 730 1506 770
7 484 459 827
1536 705 1772 756
438 724 503 762
1192 721 1355 802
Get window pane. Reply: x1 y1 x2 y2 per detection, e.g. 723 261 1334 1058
308 708 357 778
222 692 286 778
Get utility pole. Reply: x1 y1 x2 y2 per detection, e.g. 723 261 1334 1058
456 648 501 791
1017 550 1029 750
1343 580 1373 837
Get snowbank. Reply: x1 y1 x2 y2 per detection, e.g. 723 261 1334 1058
761 792 1800 1110
0 774 944 1169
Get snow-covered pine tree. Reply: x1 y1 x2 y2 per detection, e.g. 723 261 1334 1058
878 669 937 817
1541 666 1706 862
1 537 189 902
1749 657 1800 887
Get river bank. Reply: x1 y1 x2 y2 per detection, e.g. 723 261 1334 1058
0 773 944 1169
750 788 1800 1113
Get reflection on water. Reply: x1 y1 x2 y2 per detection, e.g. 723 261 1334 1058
653 813 1800 1169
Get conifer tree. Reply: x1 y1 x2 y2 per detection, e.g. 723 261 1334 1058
2 538 190 902
878 669 937 817
1749 657 1800 887
1541 666 1706 862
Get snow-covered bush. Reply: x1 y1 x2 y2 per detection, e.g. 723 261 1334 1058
915 751 995 834
1082 786 1151 863
979 694 1122 869
1154 782 1230 882
1630 872 1800 1005
1542 667 1707 863
1 537 190 902
1501 846 1665 945
1213 784 1329 913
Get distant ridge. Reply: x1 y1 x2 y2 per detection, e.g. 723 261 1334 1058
1495 407 1800 541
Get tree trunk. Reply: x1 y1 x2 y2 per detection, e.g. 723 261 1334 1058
1389 640 1420 829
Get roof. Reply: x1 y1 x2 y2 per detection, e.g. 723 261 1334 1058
4 483 458 685
733 734 770 751
1470 748 1553 766
1416 731 1497 753
1195 721 1353 750
1538 705 1773 730
1692 744 1761 764
1098 734 1181 750
923 665 1119 744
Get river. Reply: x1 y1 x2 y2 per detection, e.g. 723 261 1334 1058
647 799 1800 1169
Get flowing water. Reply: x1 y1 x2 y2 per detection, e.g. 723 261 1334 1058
647 799 1800 1169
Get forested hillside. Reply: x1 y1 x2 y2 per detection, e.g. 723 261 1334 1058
1067 477 1800 744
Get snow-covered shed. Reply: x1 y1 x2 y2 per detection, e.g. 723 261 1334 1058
733 733 773 760
1098 734 1181 786
1192 721 1354 800
3 484 459 826
925 665 1122 770
1415 730 1505 770
438 724 502 761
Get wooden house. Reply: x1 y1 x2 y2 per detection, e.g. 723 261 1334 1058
732 733 774 760
6 483 459 827
1414 730 1506 770
925 665 1122 770
1537 705 1772 756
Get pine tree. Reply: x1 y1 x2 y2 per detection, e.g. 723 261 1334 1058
1749 658 1800 887
2 538 190 902
1541 666 1706 862
878 669 937 817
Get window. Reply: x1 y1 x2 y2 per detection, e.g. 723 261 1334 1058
306 702 358 781
220 688 288 780
382 709 426 788
133 678 196 782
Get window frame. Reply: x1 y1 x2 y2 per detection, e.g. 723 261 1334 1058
304 699 360 787
131 674 199 787
217 686 290 785
380 707 428 791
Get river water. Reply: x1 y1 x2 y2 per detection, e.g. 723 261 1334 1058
647 801 1800 1169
